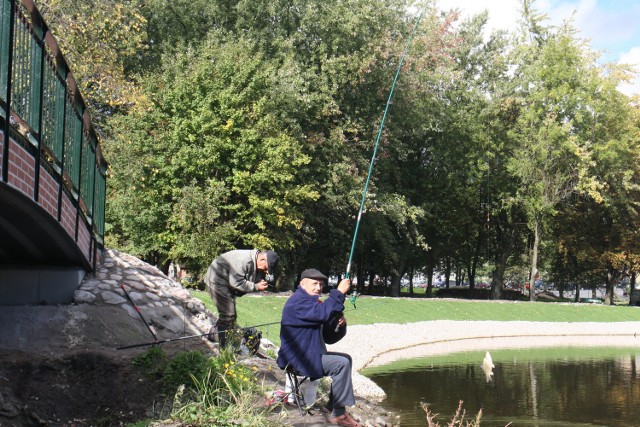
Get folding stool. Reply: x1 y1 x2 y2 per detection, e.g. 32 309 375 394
284 365 310 415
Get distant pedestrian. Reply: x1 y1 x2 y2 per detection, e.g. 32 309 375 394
204 249 279 348
168 261 176 280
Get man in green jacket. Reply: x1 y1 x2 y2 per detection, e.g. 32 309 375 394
205 249 279 348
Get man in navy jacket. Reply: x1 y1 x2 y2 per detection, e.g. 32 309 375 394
277 269 360 427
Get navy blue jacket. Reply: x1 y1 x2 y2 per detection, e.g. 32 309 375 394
277 287 347 379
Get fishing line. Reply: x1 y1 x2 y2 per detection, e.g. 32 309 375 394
345 7 428 280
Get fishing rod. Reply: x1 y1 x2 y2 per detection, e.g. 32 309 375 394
117 320 281 350
120 283 158 342
343 7 428 302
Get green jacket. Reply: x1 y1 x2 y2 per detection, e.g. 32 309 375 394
204 249 261 295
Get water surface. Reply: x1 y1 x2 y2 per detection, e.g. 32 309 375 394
363 347 640 426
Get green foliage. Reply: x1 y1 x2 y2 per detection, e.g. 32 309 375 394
162 351 209 393
105 33 321 271
502 3 640 300
132 346 167 374
171 384 285 427
130 346 279 425
168 349 278 426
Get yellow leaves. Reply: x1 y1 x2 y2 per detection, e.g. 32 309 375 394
222 119 234 132
38 0 148 123
577 176 604 204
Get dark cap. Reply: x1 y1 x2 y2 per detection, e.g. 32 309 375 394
264 250 279 275
300 268 327 281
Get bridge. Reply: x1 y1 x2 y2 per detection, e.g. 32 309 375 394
0 0 106 304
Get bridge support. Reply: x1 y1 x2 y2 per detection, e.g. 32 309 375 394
0 266 85 305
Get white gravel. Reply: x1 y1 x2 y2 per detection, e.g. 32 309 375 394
328 320 640 400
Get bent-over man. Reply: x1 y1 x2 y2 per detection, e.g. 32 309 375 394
205 249 279 348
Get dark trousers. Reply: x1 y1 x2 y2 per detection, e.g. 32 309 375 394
322 352 355 416
209 283 236 347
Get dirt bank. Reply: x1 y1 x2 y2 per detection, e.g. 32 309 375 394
0 304 394 427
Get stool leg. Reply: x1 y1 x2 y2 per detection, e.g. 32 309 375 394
286 371 307 415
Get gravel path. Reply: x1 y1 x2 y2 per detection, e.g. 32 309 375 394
328 320 640 400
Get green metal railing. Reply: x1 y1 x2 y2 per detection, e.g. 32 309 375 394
0 0 106 244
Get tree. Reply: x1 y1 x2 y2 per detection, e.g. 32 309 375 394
507 2 604 301
551 83 640 304
38 0 147 132
105 35 318 273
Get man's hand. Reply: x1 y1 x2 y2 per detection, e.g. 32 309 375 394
336 315 347 328
337 278 351 294
256 280 269 291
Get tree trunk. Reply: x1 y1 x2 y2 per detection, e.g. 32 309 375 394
491 261 506 300
368 271 375 295
444 258 451 289
286 253 300 291
426 259 434 297
390 274 401 297
491 234 508 300
408 266 414 296
491 210 518 300
468 226 483 290
605 273 613 305
390 256 406 297
604 266 619 306
528 217 540 302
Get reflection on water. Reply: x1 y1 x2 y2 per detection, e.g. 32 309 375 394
364 347 640 427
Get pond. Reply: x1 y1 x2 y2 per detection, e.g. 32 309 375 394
363 347 640 427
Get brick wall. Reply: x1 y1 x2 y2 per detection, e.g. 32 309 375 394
60 190 76 239
77 217 91 260
7 140 35 199
38 166 59 218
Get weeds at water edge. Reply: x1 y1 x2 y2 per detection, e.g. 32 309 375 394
422 400 498 427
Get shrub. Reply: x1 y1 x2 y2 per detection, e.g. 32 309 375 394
162 351 209 392
169 348 280 426
132 346 168 378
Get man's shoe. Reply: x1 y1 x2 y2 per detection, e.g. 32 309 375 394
328 413 361 427
343 412 361 426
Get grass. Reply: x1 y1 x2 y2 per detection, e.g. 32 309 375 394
190 290 640 348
